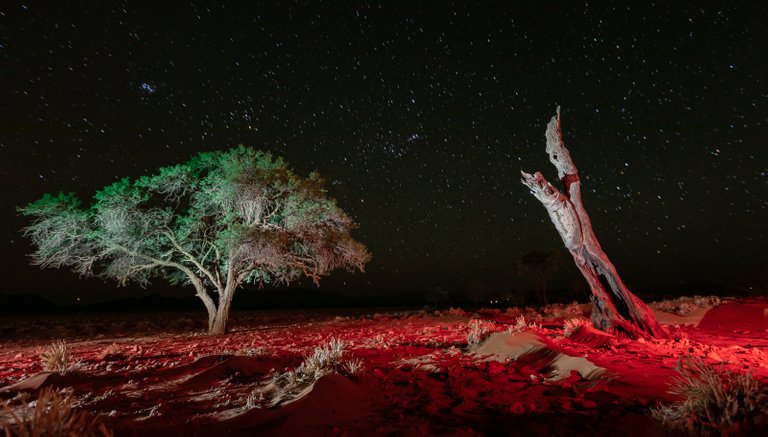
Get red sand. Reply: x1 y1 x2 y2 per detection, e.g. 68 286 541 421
0 298 766 435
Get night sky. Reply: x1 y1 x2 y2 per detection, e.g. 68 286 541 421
2 2 766 304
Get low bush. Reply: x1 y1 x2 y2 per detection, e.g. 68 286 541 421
466 319 497 349
563 318 592 338
39 340 70 374
248 338 363 408
1 387 112 436
652 357 768 435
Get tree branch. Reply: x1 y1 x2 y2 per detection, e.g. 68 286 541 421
544 106 578 181
109 242 218 314
163 230 222 290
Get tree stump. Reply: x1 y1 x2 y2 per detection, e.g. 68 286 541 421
521 107 665 339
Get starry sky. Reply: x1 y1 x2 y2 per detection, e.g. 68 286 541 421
2 1 766 304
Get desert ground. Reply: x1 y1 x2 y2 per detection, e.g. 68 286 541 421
1 296 767 436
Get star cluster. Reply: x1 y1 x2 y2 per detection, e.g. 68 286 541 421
1 1 766 301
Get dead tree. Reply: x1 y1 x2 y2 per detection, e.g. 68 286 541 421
521 107 665 339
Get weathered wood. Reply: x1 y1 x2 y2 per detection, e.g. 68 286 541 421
521 107 665 339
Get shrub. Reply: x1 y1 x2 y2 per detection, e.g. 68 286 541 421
652 358 768 435
563 318 592 338
235 346 270 357
39 340 71 374
1 387 112 436
341 359 365 377
507 315 541 334
649 295 723 316
466 319 497 349
248 338 361 408
295 337 346 380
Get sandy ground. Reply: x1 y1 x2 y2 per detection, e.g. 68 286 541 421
0 297 766 435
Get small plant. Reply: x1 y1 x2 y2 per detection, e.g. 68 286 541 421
296 337 346 379
99 343 126 362
563 318 592 338
1 387 112 436
506 315 541 334
244 391 261 410
341 358 365 377
652 357 768 435
39 340 71 374
101 343 121 356
236 346 270 357
466 319 497 349
249 337 361 409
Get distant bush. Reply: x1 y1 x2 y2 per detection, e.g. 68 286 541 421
538 301 587 319
652 358 768 435
1 387 112 436
446 307 468 318
649 295 723 316
39 340 71 374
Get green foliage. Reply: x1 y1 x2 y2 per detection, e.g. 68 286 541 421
20 146 370 296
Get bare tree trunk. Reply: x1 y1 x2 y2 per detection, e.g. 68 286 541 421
190 278 217 334
521 107 665 339
209 303 229 335
209 270 238 335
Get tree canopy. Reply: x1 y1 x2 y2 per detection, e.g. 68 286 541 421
21 146 370 334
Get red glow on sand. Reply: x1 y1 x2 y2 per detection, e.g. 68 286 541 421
1 298 766 435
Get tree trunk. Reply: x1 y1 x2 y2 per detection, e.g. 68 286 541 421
191 282 217 334
209 282 237 335
521 107 665 339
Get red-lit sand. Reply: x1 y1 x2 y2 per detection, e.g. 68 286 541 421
1 298 766 436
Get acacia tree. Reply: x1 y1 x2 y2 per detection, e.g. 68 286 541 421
521 107 665 339
21 147 371 335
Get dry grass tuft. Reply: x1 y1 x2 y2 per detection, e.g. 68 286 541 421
1 387 112 437
652 357 768 435
649 295 723 316
506 315 541 334
235 346 270 357
563 318 592 338
341 358 365 377
247 337 362 409
466 319 497 349
39 341 71 374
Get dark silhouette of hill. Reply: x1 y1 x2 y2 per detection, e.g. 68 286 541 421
0 293 60 314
